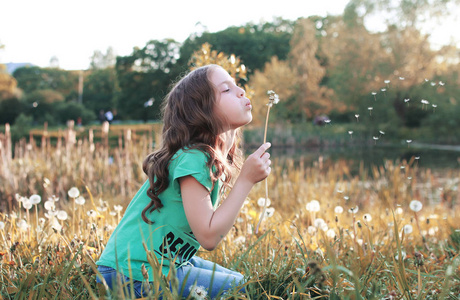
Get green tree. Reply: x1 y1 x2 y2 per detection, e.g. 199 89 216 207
178 18 294 74
115 39 181 121
13 66 79 101
83 68 118 116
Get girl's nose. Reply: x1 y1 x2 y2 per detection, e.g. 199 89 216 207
237 86 245 97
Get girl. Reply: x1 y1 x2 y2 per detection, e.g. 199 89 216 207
96 64 271 298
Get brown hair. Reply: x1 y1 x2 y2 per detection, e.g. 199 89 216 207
141 65 244 224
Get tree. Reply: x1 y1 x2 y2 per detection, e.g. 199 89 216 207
13 66 79 101
90 47 116 70
83 68 118 115
289 18 339 121
178 18 294 74
115 39 181 121
248 56 297 125
0 64 19 100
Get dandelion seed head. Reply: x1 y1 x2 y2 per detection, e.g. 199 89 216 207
348 206 359 214
68 187 80 198
334 206 344 214
306 200 320 212
30 194 41 205
409 200 423 212
430 82 436 86
257 197 271 207
396 207 404 214
406 140 412 144
307 226 317 235
348 131 353 135
373 136 379 141
313 218 326 228
265 207 275 218
87 210 98 218
403 224 413 234
22 198 32 210
399 77 405 80
114 205 123 212
379 131 385 135
368 107 373 111
0 221 5 230
363 214 372 222
381 88 387 92
384 80 390 84
326 229 336 238
404 98 410 103
44 200 55 211
57 210 68 221
371 92 377 95
75 196 85 205
421 99 429 105
17 219 28 231
439 81 445 86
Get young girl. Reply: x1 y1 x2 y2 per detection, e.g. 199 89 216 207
96 64 271 298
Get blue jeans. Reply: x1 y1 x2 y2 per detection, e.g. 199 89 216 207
96 256 245 299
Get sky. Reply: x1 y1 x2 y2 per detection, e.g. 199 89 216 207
1 0 458 70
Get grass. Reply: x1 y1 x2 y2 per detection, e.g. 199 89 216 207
0 124 459 299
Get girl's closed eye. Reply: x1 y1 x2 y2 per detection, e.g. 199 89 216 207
222 88 230 93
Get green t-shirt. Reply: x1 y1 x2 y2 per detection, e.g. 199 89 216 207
96 148 220 281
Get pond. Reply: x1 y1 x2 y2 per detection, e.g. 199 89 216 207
247 143 460 175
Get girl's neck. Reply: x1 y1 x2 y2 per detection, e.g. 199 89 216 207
220 129 236 157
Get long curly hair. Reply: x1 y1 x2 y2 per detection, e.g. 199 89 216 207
141 65 244 224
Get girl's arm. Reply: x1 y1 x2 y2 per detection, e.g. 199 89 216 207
180 143 271 251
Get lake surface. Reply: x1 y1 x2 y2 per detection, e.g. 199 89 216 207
248 143 460 174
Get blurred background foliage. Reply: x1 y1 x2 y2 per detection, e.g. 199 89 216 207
1 0 459 144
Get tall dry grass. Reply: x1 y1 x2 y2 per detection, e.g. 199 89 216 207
0 123 459 299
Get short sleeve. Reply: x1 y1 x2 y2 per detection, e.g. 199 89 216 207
170 149 213 192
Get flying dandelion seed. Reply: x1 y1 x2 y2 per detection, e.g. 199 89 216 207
384 79 390 88
324 119 331 125
421 99 429 110
432 104 437 112
371 92 377 101
368 107 373 116
406 139 412 147
379 130 385 137
409 200 423 212
348 131 353 139
373 136 379 144
355 114 360 122
424 78 429 82
343 196 350 200
439 81 445 86
404 98 410 107
399 77 405 80
396 207 404 214
415 156 420 160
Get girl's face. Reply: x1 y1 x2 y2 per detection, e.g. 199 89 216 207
211 67 252 130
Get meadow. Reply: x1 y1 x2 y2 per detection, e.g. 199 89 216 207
0 123 459 299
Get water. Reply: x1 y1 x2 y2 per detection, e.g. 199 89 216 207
249 144 460 174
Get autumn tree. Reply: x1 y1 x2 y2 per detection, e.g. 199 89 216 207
248 56 297 125
289 18 339 121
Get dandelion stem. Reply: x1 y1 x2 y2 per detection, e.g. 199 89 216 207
255 104 272 234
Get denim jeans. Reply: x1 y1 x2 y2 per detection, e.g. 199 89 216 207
96 256 245 299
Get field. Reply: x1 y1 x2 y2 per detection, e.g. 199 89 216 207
0 123 459 299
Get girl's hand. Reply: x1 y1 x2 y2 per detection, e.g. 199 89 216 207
240 142 272 184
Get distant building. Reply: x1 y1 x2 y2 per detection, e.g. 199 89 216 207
4 62 35 74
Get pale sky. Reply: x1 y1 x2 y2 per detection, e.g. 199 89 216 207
1 0 458 70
